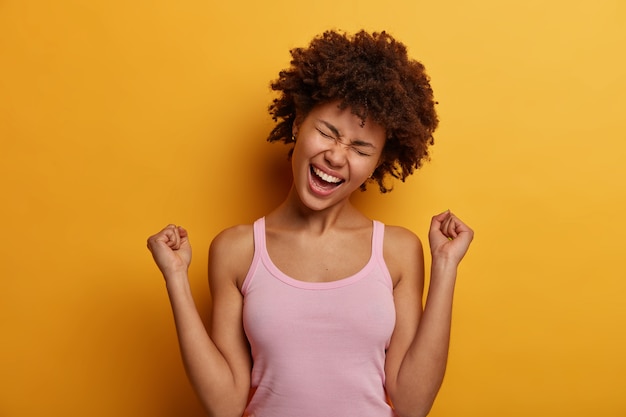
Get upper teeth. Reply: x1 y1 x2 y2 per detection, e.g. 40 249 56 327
313 167 342 183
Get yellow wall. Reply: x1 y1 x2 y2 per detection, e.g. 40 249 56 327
1 0 624 415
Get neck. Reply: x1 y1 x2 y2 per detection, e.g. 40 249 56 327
268 186 363 234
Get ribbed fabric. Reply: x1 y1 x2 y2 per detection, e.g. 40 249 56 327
241 217 396 417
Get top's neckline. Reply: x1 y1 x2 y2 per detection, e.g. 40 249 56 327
259 216 378 290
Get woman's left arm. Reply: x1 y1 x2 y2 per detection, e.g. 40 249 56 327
385 211 473 417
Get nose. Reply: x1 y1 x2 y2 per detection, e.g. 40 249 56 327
324 140 348 167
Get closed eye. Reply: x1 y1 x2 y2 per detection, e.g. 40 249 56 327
317 128 373 156
317 128 336 140
351 147 372 157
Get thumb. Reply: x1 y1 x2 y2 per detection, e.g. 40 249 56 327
177 226 189 241
430 210 450 230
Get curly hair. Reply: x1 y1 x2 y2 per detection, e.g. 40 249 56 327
267 30 439 193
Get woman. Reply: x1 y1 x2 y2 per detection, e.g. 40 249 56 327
147 30 473 417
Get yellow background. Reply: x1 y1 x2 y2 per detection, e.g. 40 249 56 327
1 0 625 415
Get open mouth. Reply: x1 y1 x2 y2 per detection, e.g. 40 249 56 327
310 165 344 191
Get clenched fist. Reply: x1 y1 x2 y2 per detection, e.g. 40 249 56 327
147 224 192 278
428 211 474 266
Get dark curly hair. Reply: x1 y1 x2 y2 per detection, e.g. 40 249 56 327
267 30 439 193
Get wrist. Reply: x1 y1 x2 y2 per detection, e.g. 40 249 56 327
163 271 191 291
430 258 458 283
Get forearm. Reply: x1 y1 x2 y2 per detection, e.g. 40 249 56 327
392 261 458 417
165 274 248 417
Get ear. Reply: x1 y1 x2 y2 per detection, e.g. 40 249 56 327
374 154 385 170
292 115 303 138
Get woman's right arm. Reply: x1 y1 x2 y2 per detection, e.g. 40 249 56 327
147 225 252 417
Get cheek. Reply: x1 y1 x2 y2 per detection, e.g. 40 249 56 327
293 136 325 160
351 158 378 177
290 142 313 173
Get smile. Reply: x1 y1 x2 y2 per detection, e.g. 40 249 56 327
312 166 343 184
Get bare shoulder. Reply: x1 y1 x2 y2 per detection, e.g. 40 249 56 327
383 225 424 261
209 224 255 290
211 224 254 252
382 224 424 287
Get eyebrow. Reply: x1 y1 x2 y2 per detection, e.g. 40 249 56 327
319 120 377 149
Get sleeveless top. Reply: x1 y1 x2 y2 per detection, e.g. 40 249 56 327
241 217 397 417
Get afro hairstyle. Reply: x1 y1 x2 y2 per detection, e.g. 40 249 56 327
267 29 439 193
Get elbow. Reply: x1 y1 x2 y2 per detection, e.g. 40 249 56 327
387 388 437 417
201 390 249 417
387 370 446 417
391 402 434 417
205 402 247 417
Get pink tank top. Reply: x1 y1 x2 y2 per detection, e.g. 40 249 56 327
241 217 397 417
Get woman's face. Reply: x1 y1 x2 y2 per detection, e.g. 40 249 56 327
291 101 386 211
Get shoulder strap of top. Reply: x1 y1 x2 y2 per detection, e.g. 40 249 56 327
372 220 393 289
242 217 266 295
253 217 266 254
372 220 385 260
